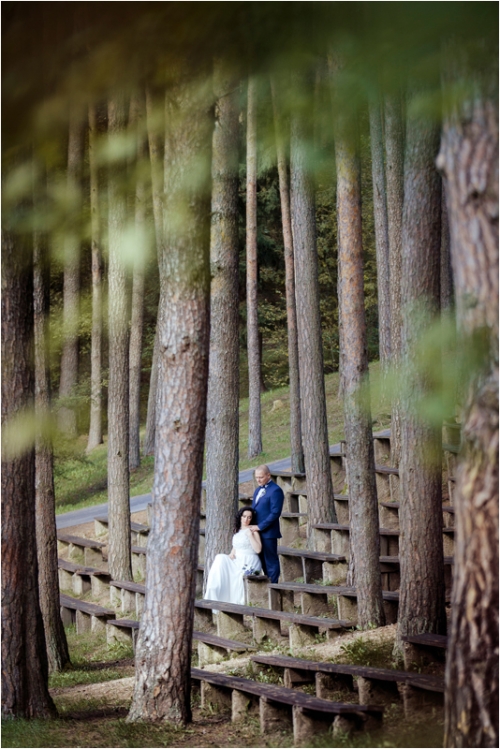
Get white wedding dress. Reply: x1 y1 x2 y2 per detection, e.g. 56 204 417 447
204 528 262 607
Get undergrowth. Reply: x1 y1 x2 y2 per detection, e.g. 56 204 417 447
335 636 396 669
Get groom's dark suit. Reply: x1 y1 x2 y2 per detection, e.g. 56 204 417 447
251 479 284 583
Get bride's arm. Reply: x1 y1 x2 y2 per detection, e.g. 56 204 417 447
229 547 236 559
247 528 262 553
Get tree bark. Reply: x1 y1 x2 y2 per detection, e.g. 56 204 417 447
1 226 56 718
107 94 132 582
271 76 305 475
438 93 498 749
384 95 405 475
33 197 71 673
369 96 391 367
395 91 446 655
440 181 453 312
145 85 165 254
336 124 385 628
128 69 212 725
142 86 165 458
246 76 263 459
128 92 147 471
290 79 336 528
86 102 104 452
143 314 160 457
58 107 83 437
204 61 240 588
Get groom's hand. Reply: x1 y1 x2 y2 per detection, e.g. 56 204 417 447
249 525 260 532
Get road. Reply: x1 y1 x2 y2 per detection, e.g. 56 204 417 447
55 453 296 530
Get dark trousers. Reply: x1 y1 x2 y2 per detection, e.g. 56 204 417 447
260 537 280 583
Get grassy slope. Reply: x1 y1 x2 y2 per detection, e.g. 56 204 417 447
55 363 390 514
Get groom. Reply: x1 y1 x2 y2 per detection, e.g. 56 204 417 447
249 465 284 583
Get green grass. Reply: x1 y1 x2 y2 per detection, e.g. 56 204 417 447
1 716 188 748
2 712 443 749
55 363 390 515
54 435 154 514
334 636 397 669
48 627 134 690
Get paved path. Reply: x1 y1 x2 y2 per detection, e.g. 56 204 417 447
56 454 295 530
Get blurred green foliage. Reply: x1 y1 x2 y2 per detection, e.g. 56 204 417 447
1 2 497 455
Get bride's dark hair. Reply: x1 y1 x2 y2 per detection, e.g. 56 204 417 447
234 506 256 533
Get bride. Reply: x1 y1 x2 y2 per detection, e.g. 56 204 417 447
204 507 262 607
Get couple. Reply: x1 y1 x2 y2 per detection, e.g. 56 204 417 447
204 465 284 607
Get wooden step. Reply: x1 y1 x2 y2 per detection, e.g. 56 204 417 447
193 631 256 667
194 599 354 650
57 533 106 568
373 430 392 465
401 633 448 672
59 593 115 634
268 582 400 624
278 545 347 585
269 469 307 494
312 522 454 557
58 558 111 596
284 490 350 518
312 524 400 557
104 618 257 662
94 515 150 546
280 512 308 543
110 580 146 617
251 654 444 716
377 501 455 531
107 618 140 648
191 667 383 742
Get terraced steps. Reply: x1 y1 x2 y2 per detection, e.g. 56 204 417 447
194 599 354 649
267 582 400 623
59 593 115 634
58 558 111 596
191 667 384 743
251 654 444 716
104 615 258 664
57 533 106 567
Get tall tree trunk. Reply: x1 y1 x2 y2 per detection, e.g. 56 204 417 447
107 94 132 582
438 93 498 749
86 102 104 452
369 96 391 368
246 76 263 458
204 61 240 588
271 77 305 474
384 94 405 476
336 123 385 628
143 315 160 457
58 107 83 437
1 226 56 718
33 193 71 673
145 85 164 253
395 91 446 655
128 69 212 725
142 86 164 457
290 77 336 528
440 181 453 312
128 92 147 471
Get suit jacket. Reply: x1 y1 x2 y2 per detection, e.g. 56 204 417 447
251 480 284 539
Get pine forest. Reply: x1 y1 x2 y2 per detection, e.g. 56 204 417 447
2 3 498 748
